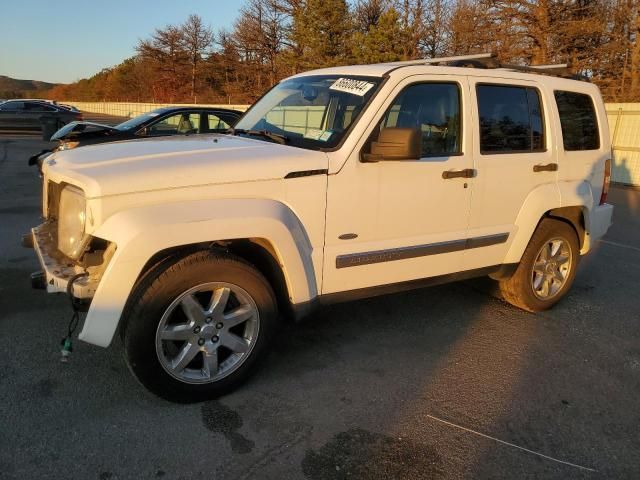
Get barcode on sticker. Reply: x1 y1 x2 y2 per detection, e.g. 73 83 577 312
329 78 375 96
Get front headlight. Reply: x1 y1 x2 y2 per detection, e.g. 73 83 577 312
58 185 88 259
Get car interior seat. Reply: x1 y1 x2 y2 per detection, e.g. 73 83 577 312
177 115 196 134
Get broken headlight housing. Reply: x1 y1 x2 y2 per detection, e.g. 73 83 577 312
57 185 89 259
58 141 80 151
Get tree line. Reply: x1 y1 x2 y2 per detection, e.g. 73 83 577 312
45 0 640 104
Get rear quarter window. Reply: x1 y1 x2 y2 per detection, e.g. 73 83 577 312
554 91 600 151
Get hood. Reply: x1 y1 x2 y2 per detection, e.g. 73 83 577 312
51 121 120 142
43 134 329 198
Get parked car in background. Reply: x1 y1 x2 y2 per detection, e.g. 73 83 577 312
0 99 82 133
29 106 244 167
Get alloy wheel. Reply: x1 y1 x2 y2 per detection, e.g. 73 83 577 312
155 282 260 384
531 237 572 300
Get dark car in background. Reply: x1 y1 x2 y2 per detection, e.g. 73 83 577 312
29 106 243 167
0 99 82 135
55 106 241 148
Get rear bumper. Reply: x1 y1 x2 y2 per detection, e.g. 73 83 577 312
583 203 614 253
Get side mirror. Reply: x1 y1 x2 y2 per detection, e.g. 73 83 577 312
137 127 149 136
362 127 421 162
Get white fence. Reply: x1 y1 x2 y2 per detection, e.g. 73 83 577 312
64 101 640 186
606 104 640 186
63 101 250 118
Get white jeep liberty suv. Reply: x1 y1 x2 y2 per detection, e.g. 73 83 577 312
30 54 614 401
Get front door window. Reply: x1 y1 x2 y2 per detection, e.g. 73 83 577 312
148 113 200 135
377 83 462 157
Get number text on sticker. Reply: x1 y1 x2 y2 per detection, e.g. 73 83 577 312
329 78 375 96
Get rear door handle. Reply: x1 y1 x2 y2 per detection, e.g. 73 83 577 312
442 168 476 179
533 163 558 172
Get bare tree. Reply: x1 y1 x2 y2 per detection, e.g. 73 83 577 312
420 0 451 57
447 0 488 55
394 0 427 59
181 14 214 102
233 0 289 86
137 25 188 102
354 0 390 32
630 2 640 99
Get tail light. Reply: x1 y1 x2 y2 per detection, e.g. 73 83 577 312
600 158 611 205
77 114 84 121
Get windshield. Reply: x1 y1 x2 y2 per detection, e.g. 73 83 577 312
115 108 168 131
234 75 383 150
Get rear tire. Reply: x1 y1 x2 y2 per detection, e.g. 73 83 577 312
122 250 278 402
499 218 580 312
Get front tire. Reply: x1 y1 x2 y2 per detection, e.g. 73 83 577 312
122 250 278 402
499 218 580 312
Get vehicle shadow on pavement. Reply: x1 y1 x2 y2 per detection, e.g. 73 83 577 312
239 280 485 479
241 180 639 478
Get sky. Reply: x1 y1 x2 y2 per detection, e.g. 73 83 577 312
0 0 246 84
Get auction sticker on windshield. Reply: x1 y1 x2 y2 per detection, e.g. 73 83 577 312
330 78 375 96
304 129 334 142
304 128 324 140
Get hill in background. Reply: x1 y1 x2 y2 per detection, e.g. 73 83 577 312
0 75 60 99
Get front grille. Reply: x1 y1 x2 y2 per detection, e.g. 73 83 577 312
46 181 63 220
41 177 47 218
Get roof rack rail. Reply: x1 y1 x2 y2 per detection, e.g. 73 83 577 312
385 53 496 67
423 53 497 65
500 62 573 77
385 53 584 80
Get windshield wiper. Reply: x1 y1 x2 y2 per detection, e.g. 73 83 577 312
231 128 289 145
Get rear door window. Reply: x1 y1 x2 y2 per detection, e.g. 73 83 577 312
554 91 600 151
206 114 230 132
477 84 545 153
185 113 200 133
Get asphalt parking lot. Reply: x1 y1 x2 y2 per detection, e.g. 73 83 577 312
0 135 639 480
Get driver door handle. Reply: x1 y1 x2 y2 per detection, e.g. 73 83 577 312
533 163 558 172
442 168 476 179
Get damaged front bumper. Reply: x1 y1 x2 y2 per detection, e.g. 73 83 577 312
30 222 114 300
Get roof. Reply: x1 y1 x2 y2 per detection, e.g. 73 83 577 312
290 53 588 85
148 106 243 115
5 98 56 103
289 65 596 95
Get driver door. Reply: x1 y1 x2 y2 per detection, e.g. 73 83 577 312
322 76 475 295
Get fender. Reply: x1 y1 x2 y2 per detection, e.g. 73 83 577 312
502 182 561 264
558 179 594 212
557 179 596 254
78 198 318 347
